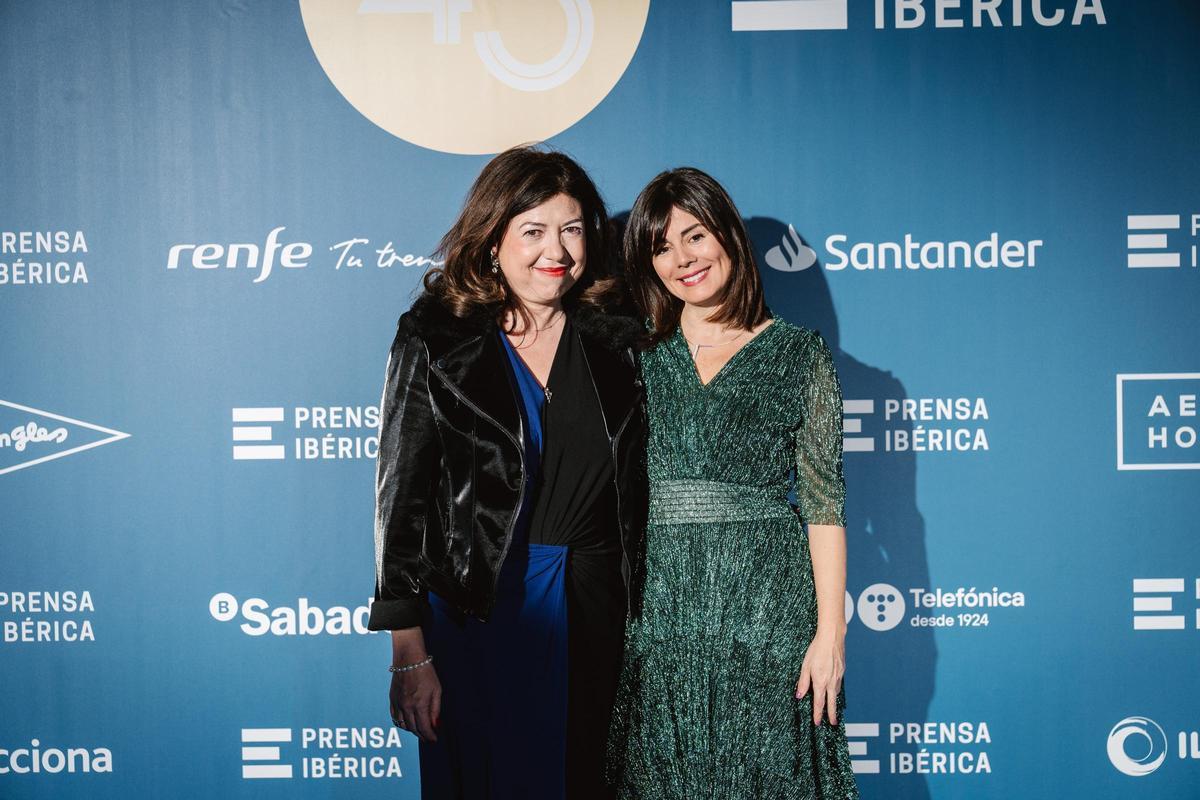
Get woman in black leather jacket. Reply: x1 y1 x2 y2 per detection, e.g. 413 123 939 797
366 145 646 800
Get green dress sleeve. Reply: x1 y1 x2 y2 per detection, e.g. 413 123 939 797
794 330 847 527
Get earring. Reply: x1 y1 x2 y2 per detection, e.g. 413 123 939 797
490 252 500 274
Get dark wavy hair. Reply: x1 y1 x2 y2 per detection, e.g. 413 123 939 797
424 145 618 328
624 167 768 345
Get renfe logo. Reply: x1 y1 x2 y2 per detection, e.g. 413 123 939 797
167 227 311 284
732 0 1106 30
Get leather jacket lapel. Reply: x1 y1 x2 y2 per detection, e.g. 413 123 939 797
430 331 521 443
578 331 639 440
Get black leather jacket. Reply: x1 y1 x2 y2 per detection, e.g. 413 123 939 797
366 292 647 630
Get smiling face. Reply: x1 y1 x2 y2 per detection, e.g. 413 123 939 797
493 192 586 310
650 205 732 310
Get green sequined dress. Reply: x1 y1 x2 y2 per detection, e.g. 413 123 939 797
609 320 859 800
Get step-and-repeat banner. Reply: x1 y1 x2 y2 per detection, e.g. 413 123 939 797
2 1 1198 798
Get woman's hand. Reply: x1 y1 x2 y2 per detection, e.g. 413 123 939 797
389 661 442 742
388 627 441 742
795 627 846 726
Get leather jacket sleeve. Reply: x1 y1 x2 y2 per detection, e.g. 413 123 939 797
367 320 439 631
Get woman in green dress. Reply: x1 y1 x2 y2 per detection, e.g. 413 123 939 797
609 168 859 800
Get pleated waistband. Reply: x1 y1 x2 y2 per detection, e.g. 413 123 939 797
647 479 795 525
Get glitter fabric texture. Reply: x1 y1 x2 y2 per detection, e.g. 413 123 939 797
609 320 859 800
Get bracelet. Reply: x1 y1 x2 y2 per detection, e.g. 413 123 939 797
388 655 433 673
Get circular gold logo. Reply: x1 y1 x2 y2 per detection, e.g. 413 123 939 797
300 1 650 155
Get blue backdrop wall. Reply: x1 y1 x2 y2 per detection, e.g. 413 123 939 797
2 1 1198 798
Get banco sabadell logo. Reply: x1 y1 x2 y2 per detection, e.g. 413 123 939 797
1107 717 1167 777
300 1 649 154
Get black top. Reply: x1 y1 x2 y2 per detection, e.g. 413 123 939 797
525 317 620 555
500 316 626 800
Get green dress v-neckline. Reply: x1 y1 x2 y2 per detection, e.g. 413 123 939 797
671 319 779 389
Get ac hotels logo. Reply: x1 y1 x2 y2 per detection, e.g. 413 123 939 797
1115 374 1200 470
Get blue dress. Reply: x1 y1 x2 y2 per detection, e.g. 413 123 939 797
420 320 623 800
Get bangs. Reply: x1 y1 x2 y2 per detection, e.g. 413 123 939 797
644 191 677 251
643 182 731 255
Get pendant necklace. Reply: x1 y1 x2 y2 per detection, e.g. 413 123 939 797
684 329 746 359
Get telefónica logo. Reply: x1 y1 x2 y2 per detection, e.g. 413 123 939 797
300 1 649 154
855 583 907 631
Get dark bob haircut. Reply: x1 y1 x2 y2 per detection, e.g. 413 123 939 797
624 167 768 345
424 144 618 326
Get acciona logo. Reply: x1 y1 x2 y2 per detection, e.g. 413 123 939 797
732 0 1106 31
0 739 113 775
763 223 1043 274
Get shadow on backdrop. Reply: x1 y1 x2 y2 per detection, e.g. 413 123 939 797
750 216 936 800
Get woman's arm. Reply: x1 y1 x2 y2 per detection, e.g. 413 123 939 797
369 321 439 630
369 319 443 741
797 524 847 726
793 330 848 726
